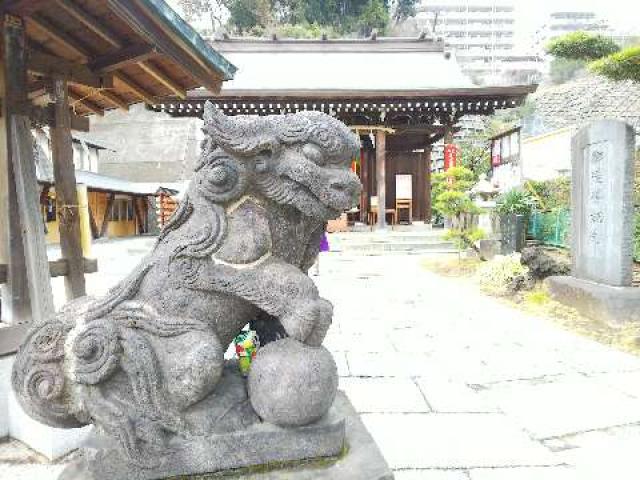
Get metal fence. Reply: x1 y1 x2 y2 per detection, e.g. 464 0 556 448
527 209 571 248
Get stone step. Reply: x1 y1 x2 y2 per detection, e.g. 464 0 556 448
330 241 457 254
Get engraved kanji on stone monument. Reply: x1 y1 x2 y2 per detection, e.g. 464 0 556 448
571 120 635 286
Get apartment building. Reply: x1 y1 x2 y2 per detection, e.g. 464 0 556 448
416 0 543 86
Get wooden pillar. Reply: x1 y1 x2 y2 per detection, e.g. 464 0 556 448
0 51 31 324
375 130 387 229
100 193 115 238
416 150 426 222
359 145 369 223
425 147 432 223
133 196 146 234
3 14 55 324
50 76 86 299
76 184 92 258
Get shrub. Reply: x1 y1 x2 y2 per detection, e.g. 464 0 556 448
476 254 529 296
431 166 477 224
525 178 571 212
445 227 485 251
545 31 620 61
590 45 640 83
494 188 537 216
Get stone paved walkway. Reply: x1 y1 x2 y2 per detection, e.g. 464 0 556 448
314 249 640 480
3 236 640 479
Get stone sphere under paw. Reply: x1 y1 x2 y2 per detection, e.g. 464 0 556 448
248 338 338 427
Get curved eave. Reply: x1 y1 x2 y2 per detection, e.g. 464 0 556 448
111 0 237 87
186 85 538 100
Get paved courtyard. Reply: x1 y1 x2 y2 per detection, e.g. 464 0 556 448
4 236 640 479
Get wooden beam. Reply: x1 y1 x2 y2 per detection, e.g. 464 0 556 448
68 90 104 116
0 258 98 284
99 192 115 238
138 61 186 99
50 76 86 299
2 0 49 16
4 13 56 325
27 14 91 63
99 89 129 112
54 0 122 49
90 43 156 72
113 72 155 104
28 48 113 89
70 113 90 132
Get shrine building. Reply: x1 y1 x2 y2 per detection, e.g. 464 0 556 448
152 35 536 229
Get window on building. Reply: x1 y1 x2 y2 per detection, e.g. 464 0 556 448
109 198 135 222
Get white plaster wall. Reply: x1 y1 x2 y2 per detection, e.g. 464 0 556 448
521 127 575 181
0 353 90 460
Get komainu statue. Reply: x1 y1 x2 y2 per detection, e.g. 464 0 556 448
12 103 361 479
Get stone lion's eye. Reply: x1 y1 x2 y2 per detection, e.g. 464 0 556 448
302 144 324 166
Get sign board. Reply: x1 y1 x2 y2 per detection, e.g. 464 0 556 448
444 144 458 170
396 174 412 199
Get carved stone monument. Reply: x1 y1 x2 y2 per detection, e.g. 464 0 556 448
12 104 392 479
547 120 640 324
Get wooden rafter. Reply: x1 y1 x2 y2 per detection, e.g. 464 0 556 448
27 48 113 89
2 0 49 16
90 43 157 72
27 14 91 62
99 90 128 112
138 60 186 99
68 90 104 116
113 72 156 104
54 0 122 49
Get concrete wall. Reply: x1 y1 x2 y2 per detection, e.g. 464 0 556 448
521 127 575 181
89 103 203 183
0 355 12 438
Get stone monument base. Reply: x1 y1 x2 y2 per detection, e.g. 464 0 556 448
546 276 640 325
60 392 393 480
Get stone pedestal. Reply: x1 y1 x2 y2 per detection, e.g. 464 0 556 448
61 392 394 480
546 276 640 326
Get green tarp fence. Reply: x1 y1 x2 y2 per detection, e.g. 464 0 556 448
527 209 570 248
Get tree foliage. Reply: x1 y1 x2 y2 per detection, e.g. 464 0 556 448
545 31 640 84
183 0 395 36
392 0 418 23
545 31 620 61
458 142 491 179
226 0 272 32
590 45 640 82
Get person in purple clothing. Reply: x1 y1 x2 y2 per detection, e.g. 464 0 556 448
311 231 329 276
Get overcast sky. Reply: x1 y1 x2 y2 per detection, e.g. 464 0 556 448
515 0 640 34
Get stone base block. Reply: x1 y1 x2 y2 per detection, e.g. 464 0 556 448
61 392 393 480
546 276 640 325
